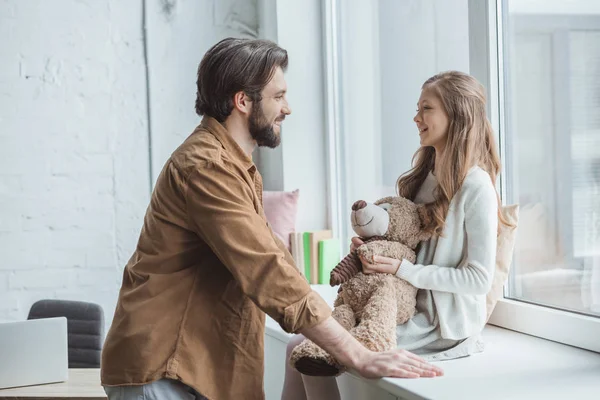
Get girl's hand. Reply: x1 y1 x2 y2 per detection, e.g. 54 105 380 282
350 237 364 253
360 254 401 275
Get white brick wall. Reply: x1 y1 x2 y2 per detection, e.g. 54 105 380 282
0 0 259 329
0 0 149 326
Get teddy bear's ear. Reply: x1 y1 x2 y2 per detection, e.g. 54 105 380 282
417 204 434 241
374 196 395 206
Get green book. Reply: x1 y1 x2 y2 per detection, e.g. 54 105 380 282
303 232 312 281
318 238 341 285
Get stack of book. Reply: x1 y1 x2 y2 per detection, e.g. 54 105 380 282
289 230 341 285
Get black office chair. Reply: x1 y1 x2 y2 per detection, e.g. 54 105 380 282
27 299 105 368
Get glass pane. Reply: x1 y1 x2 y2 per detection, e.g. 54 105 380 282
504 0 600 316
334 0 470 246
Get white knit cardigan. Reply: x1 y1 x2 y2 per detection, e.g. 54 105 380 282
396 166 498 340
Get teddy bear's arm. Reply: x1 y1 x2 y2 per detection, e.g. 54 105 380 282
358 240 417 264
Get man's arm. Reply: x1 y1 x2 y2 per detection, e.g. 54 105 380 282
186 160 442 378
185 160 330 333
300 317 444 379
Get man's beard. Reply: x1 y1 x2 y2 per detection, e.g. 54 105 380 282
248 101 282 148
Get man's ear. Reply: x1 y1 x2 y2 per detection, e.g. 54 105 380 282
233 91 251 115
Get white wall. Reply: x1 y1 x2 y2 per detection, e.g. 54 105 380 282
0 0 149 327
0 0 257 328
257 0 330 232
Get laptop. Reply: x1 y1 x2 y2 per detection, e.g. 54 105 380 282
0 317 68 389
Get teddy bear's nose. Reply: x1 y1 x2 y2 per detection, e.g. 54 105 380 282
352 200 367 211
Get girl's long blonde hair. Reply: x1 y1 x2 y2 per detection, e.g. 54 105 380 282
397 71 509 235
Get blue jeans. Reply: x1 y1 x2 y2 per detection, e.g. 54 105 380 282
104 378 207 400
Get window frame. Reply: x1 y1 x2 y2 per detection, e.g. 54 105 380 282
322 0 343 241
471 0 600 353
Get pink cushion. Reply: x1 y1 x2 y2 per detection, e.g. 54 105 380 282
263 189 299 250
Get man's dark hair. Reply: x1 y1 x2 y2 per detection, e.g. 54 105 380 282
195 38 288 122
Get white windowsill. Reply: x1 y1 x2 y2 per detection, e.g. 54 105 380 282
265 285 600 400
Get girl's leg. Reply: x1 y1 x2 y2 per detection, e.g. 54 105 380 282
301 374 341 400
281 334 308 400
281 335 341 400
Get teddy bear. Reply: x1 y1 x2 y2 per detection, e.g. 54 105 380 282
289 196 432 376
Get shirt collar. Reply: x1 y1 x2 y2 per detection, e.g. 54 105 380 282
200 116 256 172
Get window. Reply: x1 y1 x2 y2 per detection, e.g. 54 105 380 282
486 0 600 352
322 0 471 247
323 0 600 352
502 0 600 319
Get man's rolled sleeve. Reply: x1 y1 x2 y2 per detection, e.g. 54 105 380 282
281 290 331 333
185 161 331 333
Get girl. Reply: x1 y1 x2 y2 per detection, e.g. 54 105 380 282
281 71 509 400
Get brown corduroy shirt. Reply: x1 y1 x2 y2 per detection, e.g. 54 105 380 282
100 117 331 400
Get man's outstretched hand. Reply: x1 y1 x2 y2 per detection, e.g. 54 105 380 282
353 348 444 379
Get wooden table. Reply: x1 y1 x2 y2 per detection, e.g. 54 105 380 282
0 369 106 399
